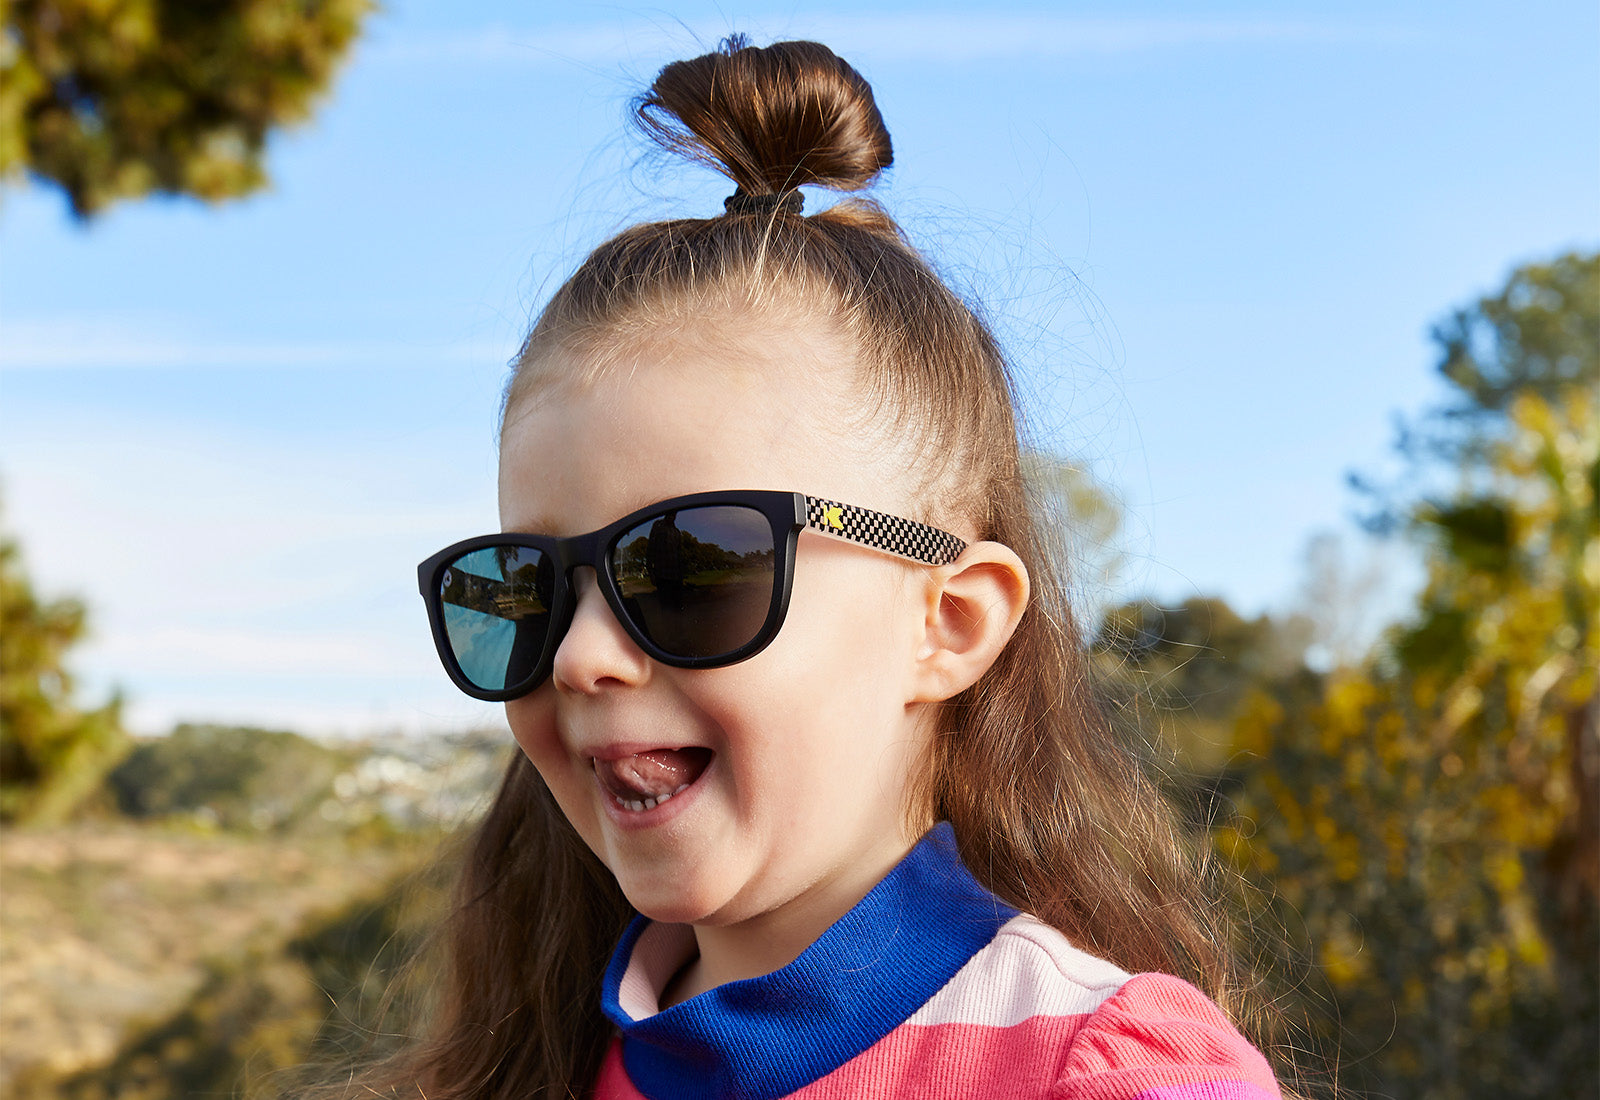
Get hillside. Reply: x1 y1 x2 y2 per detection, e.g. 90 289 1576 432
0 728 508 1098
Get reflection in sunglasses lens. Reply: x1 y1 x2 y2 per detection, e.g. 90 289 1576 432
613 506 776 658
440 545 553 691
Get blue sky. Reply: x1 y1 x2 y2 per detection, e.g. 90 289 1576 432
2 2 1596 736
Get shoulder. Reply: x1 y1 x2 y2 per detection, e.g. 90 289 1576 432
794 916 1281 1100
916 916 1280 1100
1052 966 1281 1100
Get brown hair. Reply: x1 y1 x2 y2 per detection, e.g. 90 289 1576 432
338 36 1277 1098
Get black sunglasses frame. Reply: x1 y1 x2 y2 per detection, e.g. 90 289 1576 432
417 489 966 702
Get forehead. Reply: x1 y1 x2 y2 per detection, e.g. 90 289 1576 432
498 318 909 533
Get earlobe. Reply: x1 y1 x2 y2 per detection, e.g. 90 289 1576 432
910 541 1030 704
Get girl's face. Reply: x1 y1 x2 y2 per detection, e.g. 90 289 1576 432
498 316 939 953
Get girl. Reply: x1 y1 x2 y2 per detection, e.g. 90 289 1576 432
397 36 1284 1100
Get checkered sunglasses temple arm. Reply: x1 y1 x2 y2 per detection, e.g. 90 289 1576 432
803 496 967 566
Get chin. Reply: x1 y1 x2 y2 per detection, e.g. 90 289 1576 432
607 864 733 926
620 887 725 927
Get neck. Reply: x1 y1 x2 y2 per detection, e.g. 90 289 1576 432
601 823 1023 1099
661 828 922 1007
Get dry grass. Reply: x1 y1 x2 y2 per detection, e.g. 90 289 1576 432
0 822 425 1092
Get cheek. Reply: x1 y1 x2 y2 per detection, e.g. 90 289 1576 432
505 695 569 785
731 560 924 764
505 693 608 849
782 556 921 701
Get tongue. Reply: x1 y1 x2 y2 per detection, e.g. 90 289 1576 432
598 748 711 801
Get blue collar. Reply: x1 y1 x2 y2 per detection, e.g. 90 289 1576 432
600 823 1017 1100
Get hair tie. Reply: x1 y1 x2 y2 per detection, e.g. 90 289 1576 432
724 188 804 216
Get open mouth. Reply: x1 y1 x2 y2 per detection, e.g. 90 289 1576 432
594 747 714 813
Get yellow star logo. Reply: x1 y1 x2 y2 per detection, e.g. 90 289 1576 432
823 505 844 530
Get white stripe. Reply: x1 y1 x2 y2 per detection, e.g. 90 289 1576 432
904 915 1130 1028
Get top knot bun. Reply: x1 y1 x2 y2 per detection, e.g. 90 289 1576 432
638 36 893 197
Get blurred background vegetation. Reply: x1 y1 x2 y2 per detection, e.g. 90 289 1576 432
1 3 1596 1098
1093 250 1597 1099
1 0 371 218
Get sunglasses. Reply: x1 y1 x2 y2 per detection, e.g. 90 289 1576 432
418 489 967 701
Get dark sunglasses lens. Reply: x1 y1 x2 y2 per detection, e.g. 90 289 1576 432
437 545 555 692
611 505 777 659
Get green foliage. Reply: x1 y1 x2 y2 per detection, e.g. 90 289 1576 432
1433 252 1599 422
0 531 128 825
1362 252 1600 530
106 723 349 831
1222 253 1599 1097
1093 596 1318 776
1 0 373 218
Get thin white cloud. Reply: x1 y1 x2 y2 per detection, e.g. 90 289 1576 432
0 317 512 370
119 691 503 740
3 412 501 737
364 13 1414 67
93 626 416 678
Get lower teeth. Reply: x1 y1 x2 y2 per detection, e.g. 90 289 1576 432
620 782 691 813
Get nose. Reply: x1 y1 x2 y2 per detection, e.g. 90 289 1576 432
549 567 652 695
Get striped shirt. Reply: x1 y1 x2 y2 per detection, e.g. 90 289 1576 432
595 824 1280 1100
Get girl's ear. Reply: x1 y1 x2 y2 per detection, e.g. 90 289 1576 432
909 541 1030 704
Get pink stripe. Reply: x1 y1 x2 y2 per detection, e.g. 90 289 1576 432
1058 974 1280 1099
590 1040 645 1100
596 1021 1095 1099
793 1015 1087 1098
1131 1082 1279 1100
